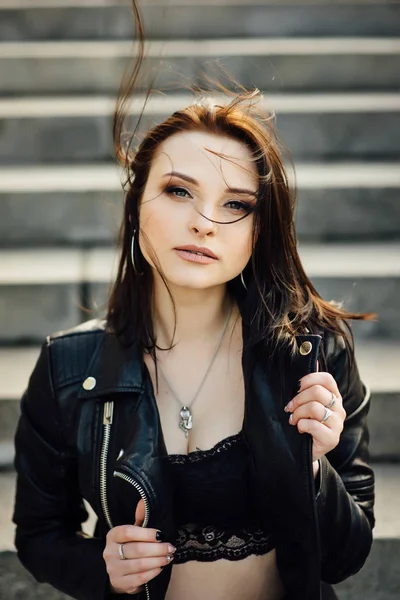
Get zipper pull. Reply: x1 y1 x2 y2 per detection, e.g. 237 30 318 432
103 401 114 425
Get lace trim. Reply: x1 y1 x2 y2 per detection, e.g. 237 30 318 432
173 523 275 563
167 431 242 464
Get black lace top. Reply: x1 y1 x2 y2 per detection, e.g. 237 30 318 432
167 430 275 563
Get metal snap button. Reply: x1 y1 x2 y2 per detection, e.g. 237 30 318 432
82 376 96 391
299 341 312 356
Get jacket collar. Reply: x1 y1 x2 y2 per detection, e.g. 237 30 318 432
78 324 322 400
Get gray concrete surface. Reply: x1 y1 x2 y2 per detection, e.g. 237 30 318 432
2 2 400 41
1 98 400 163
1 39 399 95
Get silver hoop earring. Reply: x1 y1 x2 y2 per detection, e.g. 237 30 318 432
240 271 248 291
131 229 143 275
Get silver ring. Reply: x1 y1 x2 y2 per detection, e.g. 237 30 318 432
118 543 127 560
321 407 332 423
327 393 337 409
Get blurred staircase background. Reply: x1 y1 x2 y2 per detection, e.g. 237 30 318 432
0 1 399 598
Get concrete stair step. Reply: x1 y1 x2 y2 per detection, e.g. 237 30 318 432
0 163 399 245
1 464 399 598
1 39 399 95
0 339 399 465
2 1 400 41
1 94 400 163
0 243 399 343
334 539 400 599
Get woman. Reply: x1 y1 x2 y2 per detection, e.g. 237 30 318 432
12 4 375 600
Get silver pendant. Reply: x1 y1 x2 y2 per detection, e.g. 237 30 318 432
179 406 193 438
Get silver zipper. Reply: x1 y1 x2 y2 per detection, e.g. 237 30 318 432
113 471 151 528
99 400 152 599
99 401 114 530
113 471 151 600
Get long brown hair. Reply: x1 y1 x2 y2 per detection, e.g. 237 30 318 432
106 1 377 372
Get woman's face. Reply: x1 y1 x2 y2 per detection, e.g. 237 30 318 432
138 130 258 290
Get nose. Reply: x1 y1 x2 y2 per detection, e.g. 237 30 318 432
188 204 218 237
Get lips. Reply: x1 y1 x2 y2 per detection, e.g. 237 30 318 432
174 245 218 259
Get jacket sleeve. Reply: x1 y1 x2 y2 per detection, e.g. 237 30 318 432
315 328 375 583
12 339 113 600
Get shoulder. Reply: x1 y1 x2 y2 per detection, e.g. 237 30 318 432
47 317 107 342
45 318 108 389
318 319 352 365
318 320 369 418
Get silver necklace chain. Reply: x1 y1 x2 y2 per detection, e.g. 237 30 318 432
157 301 233 438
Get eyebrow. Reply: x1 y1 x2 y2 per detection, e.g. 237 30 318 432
162 171 258 197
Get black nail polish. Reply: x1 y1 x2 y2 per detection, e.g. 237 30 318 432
156 530 166 542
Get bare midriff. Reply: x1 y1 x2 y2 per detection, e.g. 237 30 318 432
165 549 286 600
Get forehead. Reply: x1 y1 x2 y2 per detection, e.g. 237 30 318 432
150 130 258 188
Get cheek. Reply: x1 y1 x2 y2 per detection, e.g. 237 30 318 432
140 211 163 238
233 218 253 254
137 203 165 264
138 197 188 269
139 198 172 243
223 220 253 271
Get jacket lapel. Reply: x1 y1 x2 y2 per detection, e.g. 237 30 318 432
242 333 322 523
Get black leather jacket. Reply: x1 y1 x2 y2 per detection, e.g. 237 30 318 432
12 318 375 600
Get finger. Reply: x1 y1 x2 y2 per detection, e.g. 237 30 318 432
290 384 341 412
119 541 176 560
298 371 341 397
117 554 174 576
117 567 166 594
296 418 341 445
134 499 146 527
286 384 343 413
289 401 341 430
109 525 165 544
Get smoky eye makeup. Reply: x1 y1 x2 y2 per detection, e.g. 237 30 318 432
160 175 258 213
163 185 192 200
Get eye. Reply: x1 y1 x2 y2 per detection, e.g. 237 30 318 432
165 185 191 199
224 200 254 213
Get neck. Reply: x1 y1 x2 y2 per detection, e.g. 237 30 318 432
151 277 233 349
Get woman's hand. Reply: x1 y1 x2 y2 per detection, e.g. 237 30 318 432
103 499 175 595
284 361 347 463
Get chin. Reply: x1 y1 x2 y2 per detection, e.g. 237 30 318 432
170 276 221 290
152 259 228 290
163 268 222 290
